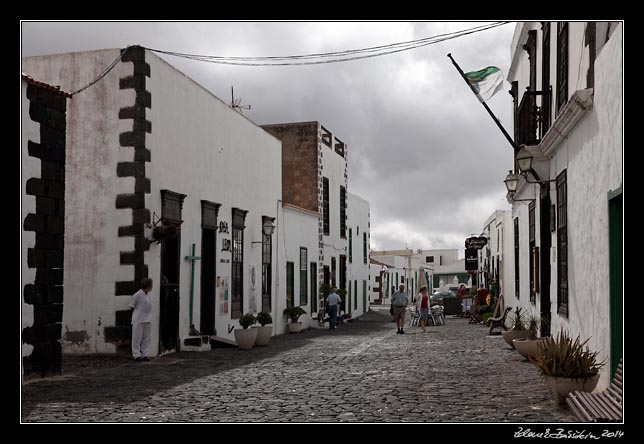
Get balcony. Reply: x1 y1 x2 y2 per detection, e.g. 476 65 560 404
516 88 551 147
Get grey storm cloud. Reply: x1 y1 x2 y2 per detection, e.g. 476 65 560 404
21 21 516 252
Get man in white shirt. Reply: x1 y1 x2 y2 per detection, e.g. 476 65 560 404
130 278 154 362
391 284 409 334
325 286 342 330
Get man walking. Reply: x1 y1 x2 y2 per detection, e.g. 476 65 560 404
326 286 342 330
130 277 154 362
391 283 409 334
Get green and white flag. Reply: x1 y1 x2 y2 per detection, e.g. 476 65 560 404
464 66 504 102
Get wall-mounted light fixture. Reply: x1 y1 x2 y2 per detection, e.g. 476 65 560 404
252 216 276 245
515 148 557 184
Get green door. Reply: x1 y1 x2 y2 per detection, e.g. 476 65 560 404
608 189 622 376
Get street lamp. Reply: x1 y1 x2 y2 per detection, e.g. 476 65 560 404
262 217 276 236
252 216 275 245
514 147 557 184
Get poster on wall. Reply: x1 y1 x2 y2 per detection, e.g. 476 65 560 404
218 276 229 316
249 264 257 313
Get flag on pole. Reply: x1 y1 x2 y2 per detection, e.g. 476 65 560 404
464 66 504 102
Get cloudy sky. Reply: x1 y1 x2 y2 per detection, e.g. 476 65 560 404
21 21 516 254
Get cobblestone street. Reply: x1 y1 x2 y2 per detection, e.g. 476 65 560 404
22 308 577 423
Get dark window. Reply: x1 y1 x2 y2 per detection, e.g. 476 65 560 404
331 256 336 287
363 232 368 264
262 218 272 313
334 136 345 158
339 255 347 291
320 125 332 147
287 262 294 307
340 185 346 238
514 217 520 299
349 228 353 263
529 201 536 303
556 22 569 115
323 177 330 235
541 22 552 136
299 248 307 306
557 170 568 317
426 256 434 263
586 22 596 89
231 208 247 319
524 29 537 92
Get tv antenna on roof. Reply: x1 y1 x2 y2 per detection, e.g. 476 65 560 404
231 86 251 114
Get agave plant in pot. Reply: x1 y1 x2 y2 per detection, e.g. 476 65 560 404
502 307 530 348
512 312 548 360
254 311 273 346
529 328 606 404
234 313 257 349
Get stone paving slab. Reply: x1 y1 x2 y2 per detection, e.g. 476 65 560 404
22 308 578 423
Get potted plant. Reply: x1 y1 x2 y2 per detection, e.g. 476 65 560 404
513 312 548 360
234 313 257 349
502 307 530 348
529 328 606 404
254 311 273 346
283 306 306 333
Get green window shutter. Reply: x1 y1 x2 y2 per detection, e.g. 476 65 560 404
349 228 352 263
300 248 307 306
354 281 358 310
363 233 367 264
363 280 367 312
287 262 294 307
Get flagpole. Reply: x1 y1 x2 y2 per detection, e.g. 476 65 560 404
447 53 519 151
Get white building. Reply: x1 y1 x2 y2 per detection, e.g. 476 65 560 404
262 122 350 317
276 203 320 329
23 47 283 356
346 192 371 318
477 210 512 297
506 22 622 388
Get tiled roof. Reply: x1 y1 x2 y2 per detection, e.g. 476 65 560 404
21 73 72 98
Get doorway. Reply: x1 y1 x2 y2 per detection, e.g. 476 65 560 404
160 233 180 353
608 189 622 376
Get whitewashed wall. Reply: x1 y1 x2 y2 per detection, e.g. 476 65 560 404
23 50 136 353
22 49 283 355
277 205 319 332
508 23 623 390
347 192 370 317
547 25 622 389
146 52 282 349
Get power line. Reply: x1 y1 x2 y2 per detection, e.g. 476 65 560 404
143 22 509 66
70 47 131 96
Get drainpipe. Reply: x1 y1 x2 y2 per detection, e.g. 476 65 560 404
274 199 281 335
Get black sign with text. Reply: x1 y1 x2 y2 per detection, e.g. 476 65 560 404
465 236 488 249
465 248 478 271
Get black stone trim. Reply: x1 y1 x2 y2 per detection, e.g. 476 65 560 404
22 82 66 376
107 46 153 347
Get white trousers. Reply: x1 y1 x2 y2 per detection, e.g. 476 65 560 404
132 322 151 358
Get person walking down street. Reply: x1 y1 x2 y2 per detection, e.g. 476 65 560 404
130 277 154 362
416 286 430 333
391 284 408 334
326 286 342 330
